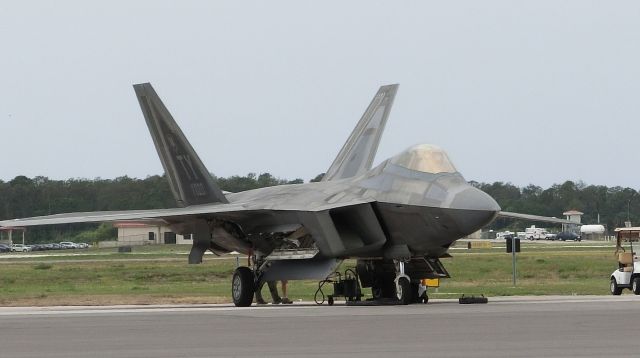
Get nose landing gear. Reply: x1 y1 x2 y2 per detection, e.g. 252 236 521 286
394 260 412 305
354 258 446 305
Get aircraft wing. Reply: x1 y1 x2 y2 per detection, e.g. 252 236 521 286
323 84 398 181
497 211 580 225
0 199 375 228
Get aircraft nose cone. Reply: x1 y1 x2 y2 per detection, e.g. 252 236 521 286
451 186 501 212
449 186 501 234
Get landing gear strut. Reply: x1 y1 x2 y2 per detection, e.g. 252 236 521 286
394 260 412 305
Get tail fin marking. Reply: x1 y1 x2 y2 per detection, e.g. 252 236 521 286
133 83 228 206
323 84 399 181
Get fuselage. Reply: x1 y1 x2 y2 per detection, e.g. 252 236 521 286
226 144 500 258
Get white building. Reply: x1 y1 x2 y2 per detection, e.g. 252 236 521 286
113 220 192 246
563 210 583 234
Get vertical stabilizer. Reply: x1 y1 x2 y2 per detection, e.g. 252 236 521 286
323 84 398 181
133 83 229 206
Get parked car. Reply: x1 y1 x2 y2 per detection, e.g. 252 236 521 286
11 244 32 252
51 243 62 250
0 244 11 253
556 231 581 241
59 241 78 249
30 244 45 251
545 233 557 240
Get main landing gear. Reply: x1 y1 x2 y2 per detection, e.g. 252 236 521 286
232 267 255 307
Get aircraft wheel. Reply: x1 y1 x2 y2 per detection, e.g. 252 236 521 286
633 277 640 295
396 277 411 305
611 277 622 296
372 285 383 299
372 278 395 299
232 267 255 307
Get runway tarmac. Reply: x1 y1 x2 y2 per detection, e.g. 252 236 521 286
1 295 639 358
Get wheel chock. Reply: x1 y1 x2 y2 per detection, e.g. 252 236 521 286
458 295 488 304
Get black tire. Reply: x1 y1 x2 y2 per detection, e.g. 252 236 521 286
372 277 396 299
328 296 334 306
232 267 255 307
633 277 640 295
371 285 383 300
396 277 411 305
611 277 622 296
423 295 429 304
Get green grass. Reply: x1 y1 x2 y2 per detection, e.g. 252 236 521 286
0 243 624 306
0 260 236 305
438 249 614 297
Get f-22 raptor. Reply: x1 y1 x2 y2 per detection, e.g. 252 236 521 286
0 83 572 306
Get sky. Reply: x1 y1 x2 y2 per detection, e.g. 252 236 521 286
1 1 639 189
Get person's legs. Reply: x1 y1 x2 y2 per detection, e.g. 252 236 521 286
254 280 267 304
281 280 292 304
267 281 282 304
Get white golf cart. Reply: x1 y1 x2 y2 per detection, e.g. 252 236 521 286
610 227 640 295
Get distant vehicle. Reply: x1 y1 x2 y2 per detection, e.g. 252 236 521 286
580 225 605 235
51 243 62 250
30 244 46 251
496 231 515 240
525 226 548 240
0 244 11 252
556 232 581 241
77 243 89 249
545 233 557 240
11 244 32 252
610 227 640 295
43 243 54 250
59 242 78 249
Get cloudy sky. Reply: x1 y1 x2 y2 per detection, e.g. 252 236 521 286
1 1 638 188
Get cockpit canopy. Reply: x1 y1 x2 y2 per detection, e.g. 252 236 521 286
389 144 458 174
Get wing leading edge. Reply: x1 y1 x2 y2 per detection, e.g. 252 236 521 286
0 198 376 228
497 211 580 225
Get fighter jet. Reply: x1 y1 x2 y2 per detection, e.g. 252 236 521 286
0 83 573 306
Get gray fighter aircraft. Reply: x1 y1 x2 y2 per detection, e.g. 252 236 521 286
0 83 574 306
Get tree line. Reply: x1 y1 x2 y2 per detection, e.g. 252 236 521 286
0 174 637 242
474 181 639 233
0 173 305 243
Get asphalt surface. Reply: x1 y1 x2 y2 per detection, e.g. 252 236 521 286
1 296 639 358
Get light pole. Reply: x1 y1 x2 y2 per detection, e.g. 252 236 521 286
627 192 636 228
